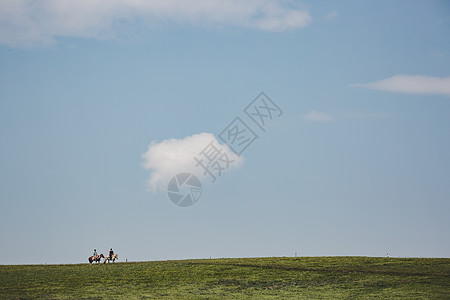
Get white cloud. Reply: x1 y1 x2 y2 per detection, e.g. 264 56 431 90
303 110 332 122
351 75 450 96
141 132 243 191
324 10 338 20
0 0 312 47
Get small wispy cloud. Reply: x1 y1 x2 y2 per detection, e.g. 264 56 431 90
323 10 338 20
351 75 450 96
0 0 312 48
303 110 332 122
141 132 243 191
430 50 446 58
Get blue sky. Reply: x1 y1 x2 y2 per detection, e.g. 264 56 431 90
0 0 449 264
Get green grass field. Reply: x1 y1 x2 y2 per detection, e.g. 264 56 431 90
1 257 449 299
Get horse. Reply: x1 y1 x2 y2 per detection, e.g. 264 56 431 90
88 253 104 264
104 254 118 263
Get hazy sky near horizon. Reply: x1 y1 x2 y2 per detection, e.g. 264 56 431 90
1 0 449 264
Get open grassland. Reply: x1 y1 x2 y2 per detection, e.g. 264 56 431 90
1 256 449 299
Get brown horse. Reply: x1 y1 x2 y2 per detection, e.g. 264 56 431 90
88 253 104 264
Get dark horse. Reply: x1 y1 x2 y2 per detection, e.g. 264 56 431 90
88 253 104 264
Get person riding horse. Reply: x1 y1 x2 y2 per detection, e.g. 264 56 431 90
109 248 114 260
88 252 104 264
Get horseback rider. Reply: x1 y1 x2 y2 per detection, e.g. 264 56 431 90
109 248 114 260
93 249 98 259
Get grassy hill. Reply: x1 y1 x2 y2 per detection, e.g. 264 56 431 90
1 256 449 299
